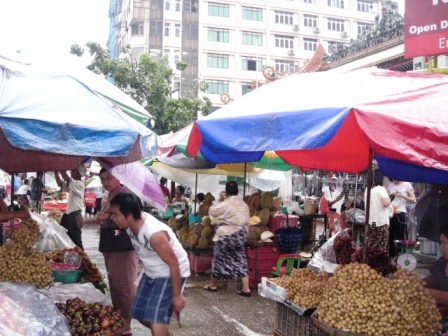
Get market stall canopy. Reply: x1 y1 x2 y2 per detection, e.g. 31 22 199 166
0 53 158 172
159 124 292 171
186 68 448 183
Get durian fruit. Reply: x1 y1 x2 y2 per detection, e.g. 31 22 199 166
258 208 271 226
204 193 215 205
202 216 211 227
209 216 218 225
201 226 212 239
193 223 204 235
249 216 261 226
198 236 209 247
259 225 269 233
248 226 262 242
198 204 211 218
186 232 200 246
247 193 261 214
259 192 274 209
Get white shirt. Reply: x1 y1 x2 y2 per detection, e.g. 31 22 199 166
366 186 390 227
322 185 344 214
387 181 414 213
127 213 190 278
16 184 31 195
65 178 86 214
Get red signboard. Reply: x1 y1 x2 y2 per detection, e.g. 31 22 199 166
404 0 448 58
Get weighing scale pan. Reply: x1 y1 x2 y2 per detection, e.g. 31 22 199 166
394 240 419 248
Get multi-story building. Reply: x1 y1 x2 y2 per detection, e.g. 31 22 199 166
109 0 398 111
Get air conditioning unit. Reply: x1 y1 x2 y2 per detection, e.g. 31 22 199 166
288 49 295 56
313 27 320 34
341 31 350 38
294 24 300 31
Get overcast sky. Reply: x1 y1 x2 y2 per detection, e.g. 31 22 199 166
0 0 110 61
0 0 405 61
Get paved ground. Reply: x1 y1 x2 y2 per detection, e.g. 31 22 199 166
81 219 436 336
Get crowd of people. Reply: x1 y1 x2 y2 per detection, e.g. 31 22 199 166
2 165 448 335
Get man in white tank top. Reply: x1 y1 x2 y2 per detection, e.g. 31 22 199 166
109 192 190 336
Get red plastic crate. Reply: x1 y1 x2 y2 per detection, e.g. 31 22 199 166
188 252 212 273
248 265 273 288
247 255 278 268
246 245 281 260
269 214 299 233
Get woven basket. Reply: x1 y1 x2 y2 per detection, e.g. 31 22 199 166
304 203 316 215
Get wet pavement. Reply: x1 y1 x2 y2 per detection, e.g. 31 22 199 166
82 222 275 336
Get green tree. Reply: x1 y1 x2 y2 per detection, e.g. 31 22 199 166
71 42 211 135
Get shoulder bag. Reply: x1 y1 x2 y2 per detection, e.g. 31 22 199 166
98 217 134 252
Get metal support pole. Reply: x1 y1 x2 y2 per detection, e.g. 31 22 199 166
362 149 374 261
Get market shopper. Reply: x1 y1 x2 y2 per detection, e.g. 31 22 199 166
365 169 391 253
159 177 171 203
29 172 47 211
203 181 252 297
322 177 344 214
386 178 416 257
54 166 86 250
94 168 138 336
109 192 190 336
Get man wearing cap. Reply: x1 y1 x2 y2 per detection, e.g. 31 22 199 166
54 165 86 250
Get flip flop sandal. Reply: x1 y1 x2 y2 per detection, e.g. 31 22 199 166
203 285 218 292
236 290 251 297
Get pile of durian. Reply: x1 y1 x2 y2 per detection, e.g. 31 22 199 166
245 192 281 242
168 215 215 248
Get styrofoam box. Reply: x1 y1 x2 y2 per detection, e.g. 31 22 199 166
261 277 286 299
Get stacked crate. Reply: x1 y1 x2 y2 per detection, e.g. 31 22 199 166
246 243 281 289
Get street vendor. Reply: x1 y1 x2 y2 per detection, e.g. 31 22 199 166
54 166 86 250
0 197 30 222
172 185 189 207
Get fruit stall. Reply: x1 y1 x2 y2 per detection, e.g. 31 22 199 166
258 232 443 336
0 214 124 335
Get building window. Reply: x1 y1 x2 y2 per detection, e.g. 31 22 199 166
274 59 300 73
275 11 294 25
327 0 344 8
304 14 318 28
327 18 345 32
164 23 171 36
207 54 229 69
208 2 229 17
304 0 316 3
357 22 373 36
207 80 229 94
131 21 144 36
165 0 170 11
241 83 253 95
242 32 262 46
175 24 181 37
357 0 373 12
275 35 294 49
174 50 180 63
304 38 317 51
242 6 263 21
208 28 229 42
242 57 262 71
164 49 170 60
175 0 181 12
